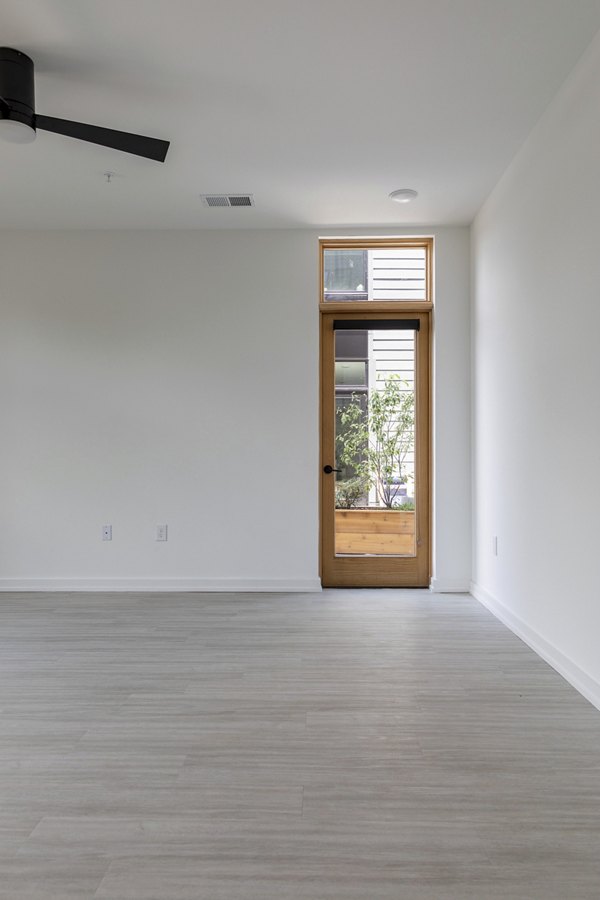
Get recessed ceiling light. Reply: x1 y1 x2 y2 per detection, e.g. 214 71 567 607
389 188 418 203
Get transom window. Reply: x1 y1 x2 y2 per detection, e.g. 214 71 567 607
321 239 432 304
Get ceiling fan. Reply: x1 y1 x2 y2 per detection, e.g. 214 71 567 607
0 47 169 162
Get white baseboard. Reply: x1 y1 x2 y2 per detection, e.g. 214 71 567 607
471 581 600 713
0 577 323 594
430 577 471 593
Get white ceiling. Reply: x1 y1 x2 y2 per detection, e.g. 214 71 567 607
1 0 600 229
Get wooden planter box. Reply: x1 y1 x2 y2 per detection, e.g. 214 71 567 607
335 508 415 555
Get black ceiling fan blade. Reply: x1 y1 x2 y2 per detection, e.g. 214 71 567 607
35 115 169 162
0 95 10 115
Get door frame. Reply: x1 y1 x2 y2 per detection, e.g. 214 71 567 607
318 238 433 588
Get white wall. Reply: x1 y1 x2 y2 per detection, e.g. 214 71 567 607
0 226 470 591
472 33 600 703
430 228 472 591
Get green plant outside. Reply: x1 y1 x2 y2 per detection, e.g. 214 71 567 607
334 477 368 509
336 375 415 509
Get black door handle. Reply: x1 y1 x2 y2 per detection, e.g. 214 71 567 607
323 465 340 474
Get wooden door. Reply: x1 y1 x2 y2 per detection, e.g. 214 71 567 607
320 311 430 587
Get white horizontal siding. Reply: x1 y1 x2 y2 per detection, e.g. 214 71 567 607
370 288 425 300
369 248 426 302
370 331 416 488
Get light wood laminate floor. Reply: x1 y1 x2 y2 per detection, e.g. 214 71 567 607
0 590 599 899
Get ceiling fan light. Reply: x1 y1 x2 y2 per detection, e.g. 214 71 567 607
0 118 36 143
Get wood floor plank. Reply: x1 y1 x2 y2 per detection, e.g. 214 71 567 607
0 590 597 898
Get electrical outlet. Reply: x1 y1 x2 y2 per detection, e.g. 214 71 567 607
102 524 112 541
493 535 498 556
156 524 168 542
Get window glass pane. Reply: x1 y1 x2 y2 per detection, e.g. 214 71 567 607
335 330 368 359
335 361 367 386
323 249 368 299
323 245 427 302
335 393 368 485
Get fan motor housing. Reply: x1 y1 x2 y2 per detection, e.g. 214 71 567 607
0 48 35 126
0 46 169 160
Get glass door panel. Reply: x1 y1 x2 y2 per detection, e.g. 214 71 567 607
334 326 416 558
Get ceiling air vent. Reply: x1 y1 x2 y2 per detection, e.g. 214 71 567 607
201 194 254 208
